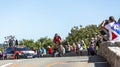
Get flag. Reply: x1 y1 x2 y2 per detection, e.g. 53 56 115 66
110 22 120 42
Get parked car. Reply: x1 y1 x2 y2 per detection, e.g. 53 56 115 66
17 47 37 59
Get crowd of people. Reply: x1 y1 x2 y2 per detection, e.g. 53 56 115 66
35 33 104 57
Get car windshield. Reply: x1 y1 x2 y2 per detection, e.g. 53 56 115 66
17 47 30 51
6 47 14 52
5 47 14 54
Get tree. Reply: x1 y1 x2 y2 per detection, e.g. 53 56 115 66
19 37 54 50
19 39 35 49
36 37 54 49
65 24 100 47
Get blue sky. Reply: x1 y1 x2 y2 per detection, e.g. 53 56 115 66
0 0 120 43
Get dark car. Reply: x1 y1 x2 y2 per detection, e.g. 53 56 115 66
3 47 20 60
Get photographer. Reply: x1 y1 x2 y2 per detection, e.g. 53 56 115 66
99 20 109 41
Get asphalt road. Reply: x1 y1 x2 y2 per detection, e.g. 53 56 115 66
0 56 109 67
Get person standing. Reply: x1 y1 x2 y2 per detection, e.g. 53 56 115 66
102 16 120 42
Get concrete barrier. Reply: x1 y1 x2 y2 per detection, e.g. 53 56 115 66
98 42 120 67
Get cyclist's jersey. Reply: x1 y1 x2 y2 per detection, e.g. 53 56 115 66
53 36 62 45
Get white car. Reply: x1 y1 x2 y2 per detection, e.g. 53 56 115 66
17 47 37 58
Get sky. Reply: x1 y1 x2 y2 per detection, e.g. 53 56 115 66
0 0 120 43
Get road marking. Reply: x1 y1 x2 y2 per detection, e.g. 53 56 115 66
45 62 58 67
0 63 13 67
45 62 67 67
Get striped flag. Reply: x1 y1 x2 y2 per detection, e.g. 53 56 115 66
110 22 120 42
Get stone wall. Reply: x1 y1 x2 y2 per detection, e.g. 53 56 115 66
98 42 120 67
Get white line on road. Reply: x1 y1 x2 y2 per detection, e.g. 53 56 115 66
0 63 13 67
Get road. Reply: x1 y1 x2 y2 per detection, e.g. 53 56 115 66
0 56 109 67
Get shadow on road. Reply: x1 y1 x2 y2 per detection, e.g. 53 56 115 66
88 56 110 67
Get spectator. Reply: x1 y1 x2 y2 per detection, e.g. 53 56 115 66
72 43 76 53
102 16 120 42
37 48 41 58
100 20 109 41
96 35 103 48
48 46 53 55
70 45 73 52
80 42 84 54
62 46 65 55
76 42 80 50
2 50 7 60
76 42 83 56
90 37 95 44
81 40 87 50
58 45 65 57
87 38 96 56
65 42 71 53
89 43 95 56
40 47 46 57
